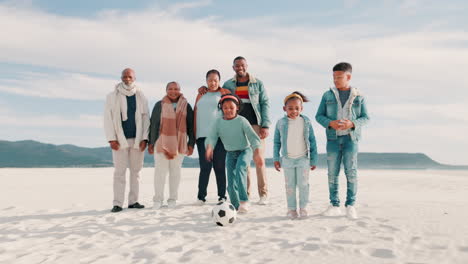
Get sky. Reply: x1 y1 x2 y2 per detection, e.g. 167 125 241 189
1 0 467 165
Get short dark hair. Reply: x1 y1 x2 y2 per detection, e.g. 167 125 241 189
333 62 352 73
233 56 246 64
284 91 309 105
206 69 221 80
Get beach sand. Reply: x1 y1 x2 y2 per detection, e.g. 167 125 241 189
0 168 467 264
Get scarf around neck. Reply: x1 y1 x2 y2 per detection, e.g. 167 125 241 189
116 82 137 121
155 95 188 156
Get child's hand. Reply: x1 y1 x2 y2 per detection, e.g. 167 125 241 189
340 119 354 129
205 147 213 162
310 165 316 171
329 120 344 130
274 161 281 172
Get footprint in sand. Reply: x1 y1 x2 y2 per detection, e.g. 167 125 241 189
161 231 175 236
458 246 468 252
167 245 184 252
356 221 368 228
302 243 320 251
331 239 366 245
379 224 400 232
333 226 348 233
377 236 394 242
208 245 224 254
376 218 389 223
368 248 396 259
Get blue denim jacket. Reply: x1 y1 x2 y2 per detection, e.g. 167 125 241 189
273 115 318 166
222 74 271 128
315 87 370 141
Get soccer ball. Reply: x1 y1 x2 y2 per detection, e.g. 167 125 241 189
211 201 237 226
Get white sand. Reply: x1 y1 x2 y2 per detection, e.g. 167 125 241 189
1 168 467 264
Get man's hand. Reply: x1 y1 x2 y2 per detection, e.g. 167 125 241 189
253 148 264 167
259 128 269 139
139 141 147 152
109 141 120 151
274 161 281 172
310 165 316 171
148 144 154 155
340 119 354 130
187 145 194 156
198 86 208 95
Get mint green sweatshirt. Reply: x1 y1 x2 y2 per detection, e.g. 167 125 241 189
205 116 261 151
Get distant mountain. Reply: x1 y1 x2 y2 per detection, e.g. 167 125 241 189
1 140 467 170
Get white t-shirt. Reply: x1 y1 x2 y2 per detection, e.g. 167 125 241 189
287 117 307 159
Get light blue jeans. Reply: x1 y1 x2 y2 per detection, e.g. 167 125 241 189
282 156 310 210
226 148 252 210
326 135 358 207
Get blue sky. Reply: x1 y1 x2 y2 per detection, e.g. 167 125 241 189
1 0 468 164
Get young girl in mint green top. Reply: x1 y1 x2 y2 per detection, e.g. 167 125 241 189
205 94 263 212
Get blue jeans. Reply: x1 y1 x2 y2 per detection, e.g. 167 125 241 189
282 156 310 210
226 148 251 209
196 138 227 201
326 135 358 207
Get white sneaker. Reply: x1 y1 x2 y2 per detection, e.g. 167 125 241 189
346 206 358 220
258 196 268 205
321 205 342 217
153 201 163 210
167 199 177 208
238 202 249 213
194 199 205 206
218 197 227 203
287 210 298 219
299 208 308 218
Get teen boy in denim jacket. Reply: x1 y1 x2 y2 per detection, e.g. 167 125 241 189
315 62 369 219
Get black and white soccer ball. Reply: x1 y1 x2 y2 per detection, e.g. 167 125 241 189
211 201 237 226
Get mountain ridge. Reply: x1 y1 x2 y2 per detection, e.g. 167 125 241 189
1 140 467 170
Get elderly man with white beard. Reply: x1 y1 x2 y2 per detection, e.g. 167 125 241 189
104 68 150 213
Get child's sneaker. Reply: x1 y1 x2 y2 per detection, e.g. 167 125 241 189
346 205 358 220
238 202 249 213
167 199 177 208
299 208 308 218
321 205 342 217
287 210 298 219
258 196 268 205
194 199 205 206
153 201 163 210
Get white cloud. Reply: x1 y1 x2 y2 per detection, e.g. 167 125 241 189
1 111 103 128
0 71 167 101
1 2 468 164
